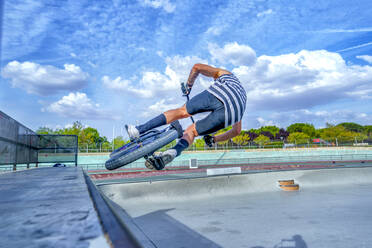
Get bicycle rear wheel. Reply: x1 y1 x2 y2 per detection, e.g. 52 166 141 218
105 126 179 170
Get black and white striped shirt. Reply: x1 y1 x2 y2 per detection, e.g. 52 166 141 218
207 74 246 127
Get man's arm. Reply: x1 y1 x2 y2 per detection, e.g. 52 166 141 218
187 63 231 87
214 121 242 143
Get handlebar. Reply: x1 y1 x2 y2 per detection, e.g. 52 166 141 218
181 82 195 123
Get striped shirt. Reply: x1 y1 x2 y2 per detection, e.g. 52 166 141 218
207 74 247 127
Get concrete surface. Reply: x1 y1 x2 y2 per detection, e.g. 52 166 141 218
0 167 109 248
100 167 372 248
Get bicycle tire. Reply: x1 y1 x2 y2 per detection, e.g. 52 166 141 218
109 130 162 158
105 128 178 170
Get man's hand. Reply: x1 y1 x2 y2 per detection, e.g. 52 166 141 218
181 82 192 96
203 135 215 147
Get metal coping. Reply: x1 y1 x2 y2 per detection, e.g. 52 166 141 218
84 172 147 248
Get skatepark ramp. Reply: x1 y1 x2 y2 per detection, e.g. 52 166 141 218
99 166 372 248
1 160 372 247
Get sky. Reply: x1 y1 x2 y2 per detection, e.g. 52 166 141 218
1 0 372 140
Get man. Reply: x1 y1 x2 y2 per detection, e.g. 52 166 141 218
126 63 247 168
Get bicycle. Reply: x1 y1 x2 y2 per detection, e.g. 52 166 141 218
105 83 196 171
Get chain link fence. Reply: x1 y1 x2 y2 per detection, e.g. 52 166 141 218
77 138 371 153
0 111 78 171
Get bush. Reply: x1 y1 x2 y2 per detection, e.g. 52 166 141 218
288 132 310 144
254 135 271 146
266 141 284 148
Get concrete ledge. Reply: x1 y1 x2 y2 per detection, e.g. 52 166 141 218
0 167 111 248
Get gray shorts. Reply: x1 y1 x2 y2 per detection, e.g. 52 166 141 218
186 90 225 136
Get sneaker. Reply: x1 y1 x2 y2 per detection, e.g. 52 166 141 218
125 124 140 140
144 149 177 170
159 149 177 165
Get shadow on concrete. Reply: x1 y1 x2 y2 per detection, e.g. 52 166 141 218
252 234 308 248
134 208 223 248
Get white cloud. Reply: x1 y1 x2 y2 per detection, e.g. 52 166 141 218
256 117 277 127
102 76 131 92
205 26 225 36
44 92 115 119
65 123 73 129
141 0 175 13
208 42 256 66
2 61 89 95
257 9 273 18
233 49 372 111
356 55 372 64
142 99 179 117
103 43 372 129
103 55 208 98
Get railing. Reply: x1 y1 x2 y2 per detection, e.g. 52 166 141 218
78 141 372 153
0 111 78 171
80 153 372 171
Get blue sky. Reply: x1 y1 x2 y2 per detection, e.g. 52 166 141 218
1 0 372 140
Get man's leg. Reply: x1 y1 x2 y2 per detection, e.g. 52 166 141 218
164 105 191 124
130 90 214 139
144 123 198 170
128 105 191 139
147 123 197 169
171 123 198 157
154 91 225 167
160 104 225 161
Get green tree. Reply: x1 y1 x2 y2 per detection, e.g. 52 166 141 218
113 136 126 149
287 123 316 137
318 125 368 144
36 127 55 134
336 131 363 143
248 128 260 135
259 126 280 137
56 121 83 136
254 134 270 147
101 141 112 151
355 133 368 142
320 125 345 142
337 122 364 133
315 128 325 138
79 127 100 147
364 125 372 138
232 131 251 147
326 122 335 128
287 132 310 144
194 138 205 149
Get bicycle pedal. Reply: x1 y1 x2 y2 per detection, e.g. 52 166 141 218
145 156 165 170
145 157 156 170
154 156 165 170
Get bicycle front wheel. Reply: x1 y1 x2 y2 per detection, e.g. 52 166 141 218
105 128 178 170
